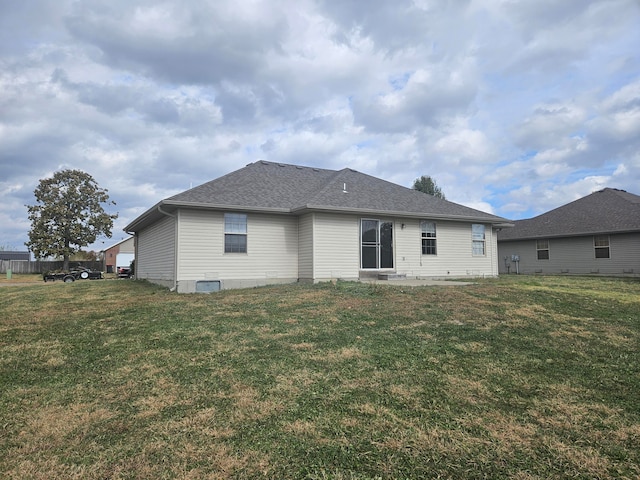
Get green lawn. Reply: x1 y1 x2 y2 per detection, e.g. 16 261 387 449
1 276 639 479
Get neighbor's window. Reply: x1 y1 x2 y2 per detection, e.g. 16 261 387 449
536 239 550 260
224 213 247 253
421 221 437 255
594 235 610 259
472 224 485 256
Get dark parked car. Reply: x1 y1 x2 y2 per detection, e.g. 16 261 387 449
43 267 103 283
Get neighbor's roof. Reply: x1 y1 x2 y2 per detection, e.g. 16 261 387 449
498 188 640 241
101 235 134 252
126 161 510 232
0 251 30 260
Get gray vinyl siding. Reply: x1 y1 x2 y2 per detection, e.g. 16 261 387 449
176 209 298 289
395 220 499 278
298 213 314 281
136 214 176 287
312 213 360 280
498 232 640 275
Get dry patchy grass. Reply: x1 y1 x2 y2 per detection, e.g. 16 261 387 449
1 276 639 479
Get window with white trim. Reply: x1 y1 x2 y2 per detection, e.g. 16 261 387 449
472 224 485 256
224 213 247 253
594 235 610 259
536 239 549 260
421 221 437 255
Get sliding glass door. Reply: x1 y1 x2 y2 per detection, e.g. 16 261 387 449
361 219 393 269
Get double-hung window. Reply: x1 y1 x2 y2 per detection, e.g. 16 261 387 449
224 213 247 253
594 235 610 259
421 221 437 255
536 239 550 260
472 224 485 256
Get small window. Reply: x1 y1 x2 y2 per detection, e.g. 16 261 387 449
594 235 610 259
536 239 549 260
472 224 485 256
421 221 437 255
196 280 221 292
224 213 247 253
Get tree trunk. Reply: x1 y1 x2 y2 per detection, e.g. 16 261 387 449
63 236 70 271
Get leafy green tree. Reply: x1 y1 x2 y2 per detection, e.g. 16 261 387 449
413 175 446 199
26 169 117 270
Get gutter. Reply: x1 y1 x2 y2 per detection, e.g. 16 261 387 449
161 200 290 214
498 228 640 242
128 199 513 229
292 204 513 226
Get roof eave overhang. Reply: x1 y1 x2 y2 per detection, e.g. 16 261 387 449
124 201 164 233
126 200 513 233
498 228 640 242
124 200 292 232
161 199 291 214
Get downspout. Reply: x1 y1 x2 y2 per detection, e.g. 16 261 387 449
157 205 179 292
490 225 496 277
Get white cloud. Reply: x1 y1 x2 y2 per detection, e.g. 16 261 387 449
0 0 639 249
514 102 587 149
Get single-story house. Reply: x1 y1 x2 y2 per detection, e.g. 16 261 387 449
102 236 135 274
497 188 640 276
125 161 512 292
0 251 30 261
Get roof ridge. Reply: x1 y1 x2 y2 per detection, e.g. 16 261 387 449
254 159 337 174
301 168 350 206
603 187 640 204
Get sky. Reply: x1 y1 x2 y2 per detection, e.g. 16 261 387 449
1 0 639 252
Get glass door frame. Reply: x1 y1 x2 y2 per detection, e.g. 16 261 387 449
360 218 394 270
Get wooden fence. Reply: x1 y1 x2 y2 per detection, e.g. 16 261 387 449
0 260 104 274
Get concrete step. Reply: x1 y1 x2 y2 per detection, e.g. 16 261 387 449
377 273 407 281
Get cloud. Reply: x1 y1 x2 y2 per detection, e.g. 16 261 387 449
352 64 479 133
514 102 587 150
64 1 288 85
1 0 639 251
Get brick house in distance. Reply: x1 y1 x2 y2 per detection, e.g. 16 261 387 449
102 236 135 274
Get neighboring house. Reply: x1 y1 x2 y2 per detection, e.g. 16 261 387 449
125 161 511 293
0 251 30 261
102 236 135 274
497 188 640 276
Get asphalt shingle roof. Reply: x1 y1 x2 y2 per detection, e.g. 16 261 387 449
127 161 509 231
497 188 640 241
